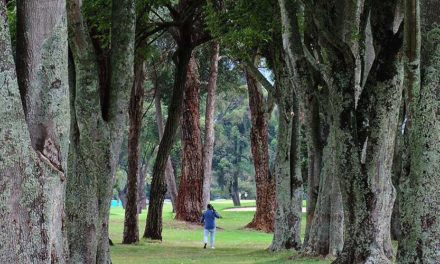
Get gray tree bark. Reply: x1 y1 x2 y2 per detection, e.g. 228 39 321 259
268 53 303 251
397 0 440 262
202 41 220 209
0 0 69 262
303 125 344 257
65 0 135 262
303 93 322 245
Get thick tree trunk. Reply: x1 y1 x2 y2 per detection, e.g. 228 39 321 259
0 1 69 262
175 56 204 222
397 0 440 262
269 57 303 252
144 46 192 240
303 126 344 257
202 42 220 208
293 1 404 263
245 71 275 232
65 0 135 262
122 60 145 244
154 86 178 212
330 11 403 264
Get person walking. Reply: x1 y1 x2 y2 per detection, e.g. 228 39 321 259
200 204 221 249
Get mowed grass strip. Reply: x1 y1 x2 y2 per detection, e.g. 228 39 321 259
109 200 331 264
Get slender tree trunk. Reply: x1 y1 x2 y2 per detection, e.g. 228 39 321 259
398 0 440 262
0 1 69 262
202 41 220 208
137 161 147 213
154 86 178 212
245 71 275 232
269 55 303 251
66 0 135 262
175 56 205 222
123 60 145 244
230 131 243 207
144 45 192 240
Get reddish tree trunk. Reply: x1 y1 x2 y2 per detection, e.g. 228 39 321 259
245 71 275 232
175 56 204 222
202 42 220 208
122 60 145 244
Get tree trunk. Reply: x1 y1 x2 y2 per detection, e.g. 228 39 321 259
329 9 403 264
154 85 178 212
245 71 275 232
65 0 135 262
269 55 303 252
175 56 205 222
303 126 344 257
0 1 69 262
202 41 220 209
122 60 145 244
397 0 440 262
137 161 147 213
303 94 322 244
144 45 193 240
391 110 404 241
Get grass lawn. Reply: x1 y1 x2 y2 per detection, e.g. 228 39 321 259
109 200 331 264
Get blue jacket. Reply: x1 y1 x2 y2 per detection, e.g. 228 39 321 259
201 209 220 230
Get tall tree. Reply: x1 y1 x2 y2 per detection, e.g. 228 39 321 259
268 49 303 252
65 0 135 262
175 56 204 222
398 0 440 262
154 86 178 212
299 0 404 262
123 59 145 244
202 41 220 208
144 0 211 240
0 0 69 262
244 69 276 232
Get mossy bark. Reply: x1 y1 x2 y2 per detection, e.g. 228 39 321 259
397 0 440 262
65 0 135 262
303 126 344 257
0 0 69 262
268 56 303 251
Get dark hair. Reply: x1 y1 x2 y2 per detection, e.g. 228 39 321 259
207 204 214 211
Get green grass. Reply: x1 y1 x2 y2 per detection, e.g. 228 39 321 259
109 200 331 264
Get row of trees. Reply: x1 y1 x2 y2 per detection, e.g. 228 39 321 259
1 0 439 264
